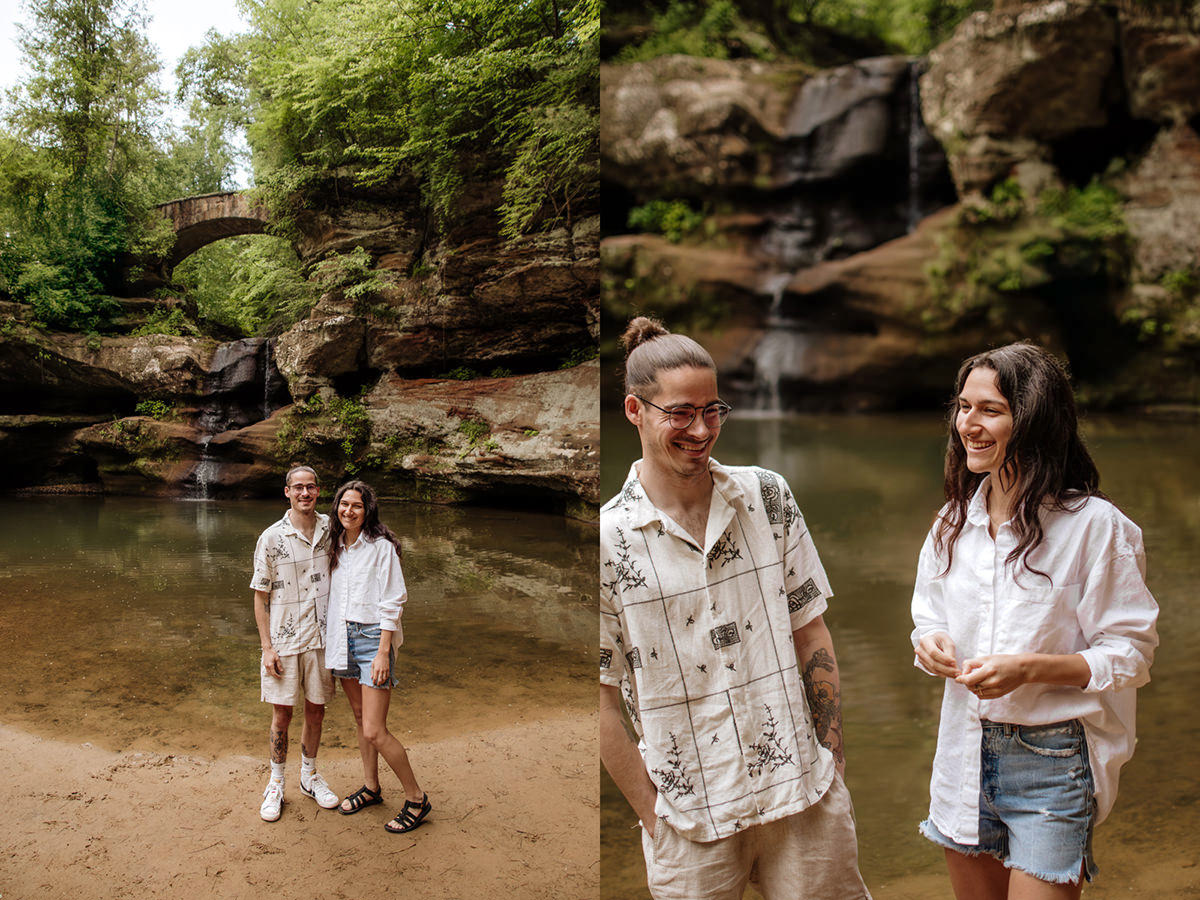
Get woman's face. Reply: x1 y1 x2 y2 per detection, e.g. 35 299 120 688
337 489 366 535
956 366 1014 478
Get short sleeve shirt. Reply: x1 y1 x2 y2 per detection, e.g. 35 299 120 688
251 511 332 656
600 459 836 842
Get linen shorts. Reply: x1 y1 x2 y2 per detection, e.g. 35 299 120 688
332 621 398 688
260 647 335 706
641 772 871 900
920 719 1097 885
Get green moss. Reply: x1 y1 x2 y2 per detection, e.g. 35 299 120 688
627 199 706 243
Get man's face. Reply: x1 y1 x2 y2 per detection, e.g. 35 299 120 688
626 366 722 482
284 471 319 514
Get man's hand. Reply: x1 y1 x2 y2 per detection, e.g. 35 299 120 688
370 650 391 686
262 647 283 678
915 632 960 679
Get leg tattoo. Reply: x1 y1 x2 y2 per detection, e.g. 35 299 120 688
270 727 287 764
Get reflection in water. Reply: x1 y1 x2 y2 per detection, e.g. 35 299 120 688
0 498 596 758
601 412 1200 899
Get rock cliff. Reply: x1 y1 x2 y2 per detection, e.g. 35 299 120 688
0 176 601 516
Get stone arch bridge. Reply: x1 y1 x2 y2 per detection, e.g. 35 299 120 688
124 191 274 291
155 191 270 270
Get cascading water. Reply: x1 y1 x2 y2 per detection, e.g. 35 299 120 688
186 338 290 500
752 273 815 414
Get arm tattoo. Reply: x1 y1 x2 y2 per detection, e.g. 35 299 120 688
270 726 288 764
802 647 845 768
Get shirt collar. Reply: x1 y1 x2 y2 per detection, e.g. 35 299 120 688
619 457 747 530
282 510 329 543
966 476 992 528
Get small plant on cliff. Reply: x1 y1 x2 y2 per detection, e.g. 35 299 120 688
559 346 599 369
627 200 706 244
311 246 391 312
135 399 174 420
132 307 200 338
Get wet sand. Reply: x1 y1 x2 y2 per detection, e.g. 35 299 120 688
0 712 598 899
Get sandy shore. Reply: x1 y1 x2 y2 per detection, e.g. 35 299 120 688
0 714 598 900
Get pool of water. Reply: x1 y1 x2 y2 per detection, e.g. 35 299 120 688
0 498 596 758
600 411 1200 899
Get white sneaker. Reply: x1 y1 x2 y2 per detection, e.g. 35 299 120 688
300 771 339 809
261 779 284 821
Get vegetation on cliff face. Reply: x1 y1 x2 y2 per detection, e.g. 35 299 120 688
0 0 599 338
225 0 599 240
605 0 989 63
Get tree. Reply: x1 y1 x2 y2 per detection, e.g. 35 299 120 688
0 0 171 328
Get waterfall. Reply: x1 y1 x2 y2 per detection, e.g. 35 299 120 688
752 273 813 414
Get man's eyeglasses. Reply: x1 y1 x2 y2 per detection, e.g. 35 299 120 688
288 483 319 494
636 396 732 430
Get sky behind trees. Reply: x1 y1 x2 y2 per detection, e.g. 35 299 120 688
0 0 247 109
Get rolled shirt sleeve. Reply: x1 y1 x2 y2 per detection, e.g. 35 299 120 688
599 526 626 688
1076 522 1159 693
251 531 274 592
376 543 407 644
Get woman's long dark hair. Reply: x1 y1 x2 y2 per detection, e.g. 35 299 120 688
935 342 1102 582
329 480 403 571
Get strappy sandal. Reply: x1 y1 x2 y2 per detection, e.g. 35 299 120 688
384 793 431 833
339 784 383 815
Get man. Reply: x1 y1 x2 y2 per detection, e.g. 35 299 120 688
251 465 341 821
600 317 871 899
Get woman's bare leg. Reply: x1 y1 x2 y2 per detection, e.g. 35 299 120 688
361 685 423 802
339 678 380 809
946 849 1009 900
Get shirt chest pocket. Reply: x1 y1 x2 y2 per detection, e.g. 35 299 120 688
1004 583 1082 651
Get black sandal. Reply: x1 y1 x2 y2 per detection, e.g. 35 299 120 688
339 784 383 815
384 793 431 833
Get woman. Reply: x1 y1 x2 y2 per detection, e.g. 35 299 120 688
911 342 1158 899
326 479 432 833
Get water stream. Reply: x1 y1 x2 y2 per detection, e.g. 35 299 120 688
0 498 596 755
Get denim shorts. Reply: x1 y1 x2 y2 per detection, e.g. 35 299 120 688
920 719 1097 885
332 622 398 688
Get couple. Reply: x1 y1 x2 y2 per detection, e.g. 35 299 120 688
600 318 1158 900
251 469 432 834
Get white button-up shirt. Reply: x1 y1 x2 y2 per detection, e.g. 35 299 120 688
325 533 407 671
911 477 1159 841
601 459 836 842
250 511 331 655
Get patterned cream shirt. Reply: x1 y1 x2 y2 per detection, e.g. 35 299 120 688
251 511 332 656
600 459 837 842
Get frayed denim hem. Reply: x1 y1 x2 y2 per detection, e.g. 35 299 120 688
917 819 1006 865
1001 857 1096 886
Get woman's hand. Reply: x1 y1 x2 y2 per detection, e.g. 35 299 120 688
915 632 960 678
956 655 1028 698
370 649 391 686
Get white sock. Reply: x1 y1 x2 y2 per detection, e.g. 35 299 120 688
270 761 286 783
301 753 316 782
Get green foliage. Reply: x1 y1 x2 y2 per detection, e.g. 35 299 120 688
274 392 373 478
925 177 1130 329
134 399 174 420
1161 268 1200 301
241 0 598 239
627 200 705 242
612 0 987 61
310 247 390 310
489 366 514 378
171 235 317 336
457 419 491 444
0 0 173 330
617 0 748 62
559 345 599 368
131 306 200 337
444 366 480 381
